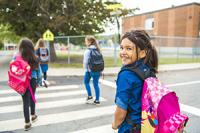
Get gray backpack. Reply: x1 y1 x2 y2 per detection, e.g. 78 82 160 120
88 48 104 72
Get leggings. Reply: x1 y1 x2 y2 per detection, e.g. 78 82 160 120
22 78 37 123
43 72 47 80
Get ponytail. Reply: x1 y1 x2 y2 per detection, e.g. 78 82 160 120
144 46 158 73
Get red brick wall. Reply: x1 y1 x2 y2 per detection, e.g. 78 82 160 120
122 3 200 38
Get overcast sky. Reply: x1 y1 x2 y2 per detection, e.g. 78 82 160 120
120 0 200 14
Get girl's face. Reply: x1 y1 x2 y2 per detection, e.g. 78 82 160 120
120 38 146 65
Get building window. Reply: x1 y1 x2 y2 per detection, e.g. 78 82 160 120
145 18 154 30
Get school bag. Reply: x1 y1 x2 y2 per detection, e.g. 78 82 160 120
37 48 49 62
8 55 36 103
88 48 104 72
122 66 188 133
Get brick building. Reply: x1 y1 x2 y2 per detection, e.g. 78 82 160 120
122 2 200 38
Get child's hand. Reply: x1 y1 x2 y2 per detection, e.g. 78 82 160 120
112 122 118 130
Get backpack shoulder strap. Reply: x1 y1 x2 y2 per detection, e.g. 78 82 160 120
119 66 156 81
88 48 93 57
88 48 93 51
124 67 146 80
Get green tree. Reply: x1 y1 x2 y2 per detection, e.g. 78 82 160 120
0 24 21 48
0 0 136 61
0 41 3 50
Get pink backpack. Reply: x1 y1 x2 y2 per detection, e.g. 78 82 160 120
141 77 188 133
8 54 36 102
123 67 188 133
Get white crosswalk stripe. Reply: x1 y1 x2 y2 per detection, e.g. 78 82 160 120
0 85 80 95
0 105 115 132
0 97 107 114
0 84 116 132
0 90 86 103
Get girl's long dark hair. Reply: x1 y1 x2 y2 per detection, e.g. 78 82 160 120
121 30 158 73
19 38 39 70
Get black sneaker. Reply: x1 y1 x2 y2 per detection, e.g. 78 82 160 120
24 123 31 131
31 115 38 123
86 96 93 104
43 80 48 88
93 100 100 105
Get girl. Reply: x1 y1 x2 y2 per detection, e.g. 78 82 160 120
16 38 39 131
83 36 101 105
112 30 158 133
35 38 49 87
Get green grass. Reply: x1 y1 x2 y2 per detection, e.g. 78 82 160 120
49 53 200 68
49 54 122 68
49 54 83 68
159 57 200 64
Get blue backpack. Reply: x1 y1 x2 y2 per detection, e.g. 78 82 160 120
88 48 104 72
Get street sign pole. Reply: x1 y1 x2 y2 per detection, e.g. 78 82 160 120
43 29 54 62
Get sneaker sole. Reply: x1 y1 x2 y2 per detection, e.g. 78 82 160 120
85 99 93 104
32 118 38 123
93 103 101 105
24 126 31 131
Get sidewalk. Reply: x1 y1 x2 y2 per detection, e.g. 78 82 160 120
48 63 200 76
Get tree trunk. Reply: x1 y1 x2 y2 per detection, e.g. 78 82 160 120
49 41 57 62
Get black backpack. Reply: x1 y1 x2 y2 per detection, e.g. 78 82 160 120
88 48 104 72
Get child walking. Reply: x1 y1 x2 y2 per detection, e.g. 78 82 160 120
112 30 158 133
83 36 102 105
35 38 49 87
15 38 39 131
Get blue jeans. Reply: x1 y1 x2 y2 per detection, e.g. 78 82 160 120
84 71 101 101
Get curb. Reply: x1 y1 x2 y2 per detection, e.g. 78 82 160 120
48 63 200 77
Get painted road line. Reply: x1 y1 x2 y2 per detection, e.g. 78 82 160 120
99 79 116 88
180 103 200 117
100 79 200 117
0 90 86 103
70 124 117 133
166 80 200 87
0 105 115 132
0 85 80 95
0 97 106 114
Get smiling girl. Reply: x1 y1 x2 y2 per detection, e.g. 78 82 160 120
112 30 158 133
